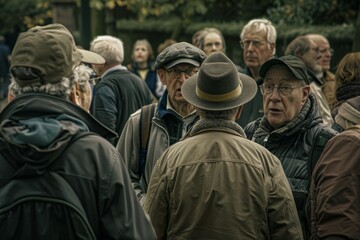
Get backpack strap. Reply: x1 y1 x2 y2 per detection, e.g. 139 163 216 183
139 103 156 177
309 128 336 177
303 127 336 235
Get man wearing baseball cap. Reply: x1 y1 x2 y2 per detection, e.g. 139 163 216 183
244 55 336 239
144 52 303 239
117 42 207 205
0 23 156 239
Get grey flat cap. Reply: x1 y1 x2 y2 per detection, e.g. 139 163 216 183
155 42 207 69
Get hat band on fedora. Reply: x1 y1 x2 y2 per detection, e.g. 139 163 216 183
196 85 242 102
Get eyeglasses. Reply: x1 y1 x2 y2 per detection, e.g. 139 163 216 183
259 83 303 96
319 48 334 56
165 68 198 79
240 40 269 49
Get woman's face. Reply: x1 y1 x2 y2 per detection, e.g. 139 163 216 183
133 43 149 64
203 32 224 55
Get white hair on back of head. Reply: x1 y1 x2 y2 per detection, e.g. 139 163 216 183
90 35 124 65
9 72 74 100
73 64 92 92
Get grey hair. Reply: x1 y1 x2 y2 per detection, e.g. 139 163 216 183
196 107 239 120
90 35 124 65
285 36 312 56
192 27 226 53
9 68 75 99
240 18 277 54
73 64 93 106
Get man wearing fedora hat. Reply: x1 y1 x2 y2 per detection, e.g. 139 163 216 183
144 52 303 239
244 55 336 239
117 42 207 206
0 23 156 239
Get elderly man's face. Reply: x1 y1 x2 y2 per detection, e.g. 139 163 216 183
158 63 198 105
242 31 274 72
300 40 322 74
262 65 310 129
312 38 332 71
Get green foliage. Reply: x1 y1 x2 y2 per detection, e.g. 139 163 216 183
116 19 354 41
267 0 358 25
0 0 52 34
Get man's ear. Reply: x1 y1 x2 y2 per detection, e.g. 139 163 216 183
269 43 276 58
157 69 167 85
301 85 311 105
70 84 81 106
7 92 14 103
235 105 244 120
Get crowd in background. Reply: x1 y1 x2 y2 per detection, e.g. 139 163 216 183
0 18 359 240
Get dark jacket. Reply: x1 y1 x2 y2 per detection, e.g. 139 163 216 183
128 61 164 99
235 67 264 128
311 125 360 240
0 93 156 240
244 94 337 240
91 68 153 144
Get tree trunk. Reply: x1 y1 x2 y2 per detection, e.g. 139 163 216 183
353 2 360 51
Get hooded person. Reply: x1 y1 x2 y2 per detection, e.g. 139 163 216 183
144 52 303 240
0 23 156 239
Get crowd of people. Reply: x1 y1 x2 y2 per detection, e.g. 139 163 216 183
0 18 359 240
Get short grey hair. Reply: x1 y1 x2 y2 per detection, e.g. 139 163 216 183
90 35 124 65
196 107 239 120
9 64 94 100
73 64 93 103
240 18 277 54
285 35 312 56
9 67 75 99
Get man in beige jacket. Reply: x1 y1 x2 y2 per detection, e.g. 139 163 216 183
144 52 303 240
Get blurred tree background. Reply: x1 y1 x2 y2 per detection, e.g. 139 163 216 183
0 0 359 68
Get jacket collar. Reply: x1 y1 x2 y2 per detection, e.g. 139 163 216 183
0 93 117 140
187 119 245 138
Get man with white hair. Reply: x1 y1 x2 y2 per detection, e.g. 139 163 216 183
90 35 153 144
285 35 334 127
307 33 336 110
236 18 277 127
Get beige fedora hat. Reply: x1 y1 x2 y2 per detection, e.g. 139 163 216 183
182 52 257 111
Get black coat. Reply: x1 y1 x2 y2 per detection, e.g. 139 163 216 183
91 68 153 144
244 94 337 239
235 67 264 128
0 93 156 239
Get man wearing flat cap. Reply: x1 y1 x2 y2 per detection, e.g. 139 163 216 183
0 23 156 239
144 52 303 239
244 55 336 239
117 42 207 205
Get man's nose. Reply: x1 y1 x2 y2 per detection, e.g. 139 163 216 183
178 72 187 82
269 88 281 100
